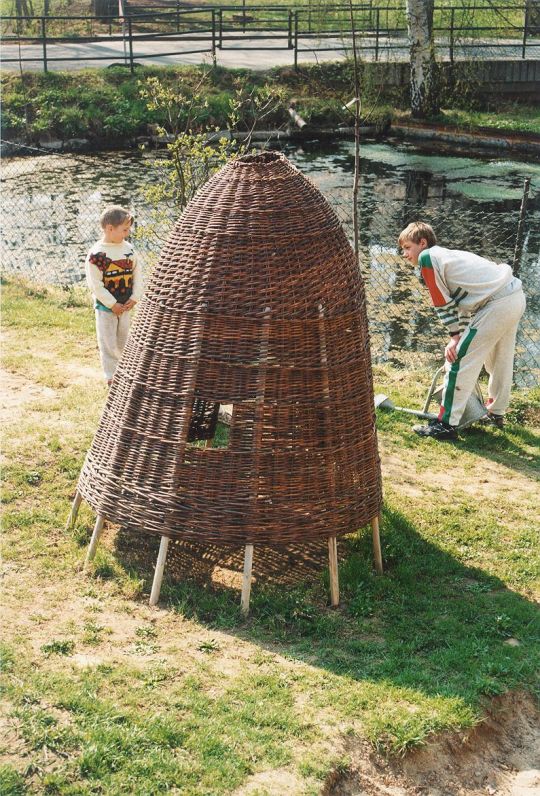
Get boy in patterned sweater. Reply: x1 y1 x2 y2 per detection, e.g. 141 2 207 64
398 222 526 441
85 206 143 386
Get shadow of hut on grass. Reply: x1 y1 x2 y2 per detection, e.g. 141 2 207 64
112 502 538 711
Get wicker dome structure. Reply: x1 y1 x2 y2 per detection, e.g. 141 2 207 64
74 151 383 607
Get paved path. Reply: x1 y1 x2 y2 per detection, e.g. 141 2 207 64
2 32 538 71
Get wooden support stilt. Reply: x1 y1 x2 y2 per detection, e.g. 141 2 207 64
240 544 254 615
149 536 170 606
84 514 105 571
328 536 339 607
371 515 383 574
65 490 83 530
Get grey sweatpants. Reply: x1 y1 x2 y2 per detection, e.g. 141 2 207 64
95 308 131 382
439 279 526 426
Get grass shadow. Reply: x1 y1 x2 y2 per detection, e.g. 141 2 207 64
112 503 539 720
458 422 539 474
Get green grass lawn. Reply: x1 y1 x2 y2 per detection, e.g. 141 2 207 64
1 278 539 795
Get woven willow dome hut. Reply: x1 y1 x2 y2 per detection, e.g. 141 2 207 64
70 151 383 611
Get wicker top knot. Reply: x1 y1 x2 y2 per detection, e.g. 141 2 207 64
78 151 382 545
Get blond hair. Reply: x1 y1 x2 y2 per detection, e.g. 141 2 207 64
100 205 133 229
398 221 437 248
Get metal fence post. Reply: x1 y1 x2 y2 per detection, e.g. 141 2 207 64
128 16 134 73
176 0 180 33
41 16 48 73
449 7 455 65
512 178 531 276
294 10 299 69
218 8 223 49
211 9 216 66
288 9 293 48
522 4 528 59
375 8 380 62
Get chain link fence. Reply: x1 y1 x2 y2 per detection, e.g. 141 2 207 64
1 142 538 387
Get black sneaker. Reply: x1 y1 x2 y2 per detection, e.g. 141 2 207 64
484 411 504 429
412 419 458 440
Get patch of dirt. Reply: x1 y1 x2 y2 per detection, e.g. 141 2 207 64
325 691 540 796
0 363 103 433
381 441 539 506
0 368 56 423
234 768 307 795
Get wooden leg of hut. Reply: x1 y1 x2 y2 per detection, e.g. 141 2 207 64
149 536 170 607
84 514 105 571
66 490 83 530
371 515 383 574
328 536 339 607
240 544 254 615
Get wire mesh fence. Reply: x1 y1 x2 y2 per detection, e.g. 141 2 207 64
1 141 538 388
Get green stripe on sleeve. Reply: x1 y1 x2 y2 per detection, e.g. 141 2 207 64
418 250 433 269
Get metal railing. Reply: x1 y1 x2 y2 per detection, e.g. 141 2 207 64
1 3 538 72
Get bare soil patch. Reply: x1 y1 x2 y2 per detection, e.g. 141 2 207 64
380 440 539 506
0 367 56 424
325 692 540 796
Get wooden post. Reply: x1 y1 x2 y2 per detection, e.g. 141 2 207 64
371 515 383 574
65 490 83 530
84 515 105 571
243 307 271 613
149 536 170 606
319 304 340 606
513 177 531 276
240 544 254 614
328 536 339 606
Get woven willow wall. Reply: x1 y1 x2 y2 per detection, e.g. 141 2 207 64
78 151 382 545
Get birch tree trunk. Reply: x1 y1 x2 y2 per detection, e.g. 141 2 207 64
406 0 439 118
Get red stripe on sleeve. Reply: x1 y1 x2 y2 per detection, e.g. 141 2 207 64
421 267 447 307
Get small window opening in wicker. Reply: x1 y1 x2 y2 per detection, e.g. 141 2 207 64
69 151 383 613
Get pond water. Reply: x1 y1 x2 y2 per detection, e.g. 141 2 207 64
1 139 538 383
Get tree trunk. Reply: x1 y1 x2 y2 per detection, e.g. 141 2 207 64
406 0 439 118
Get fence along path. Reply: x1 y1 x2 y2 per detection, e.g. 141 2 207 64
1 3 539 72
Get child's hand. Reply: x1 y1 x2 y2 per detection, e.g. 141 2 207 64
123 299 137 311
445 336 460 363
111 303 125 316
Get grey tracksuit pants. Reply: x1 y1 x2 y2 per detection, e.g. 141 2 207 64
95 308 131 382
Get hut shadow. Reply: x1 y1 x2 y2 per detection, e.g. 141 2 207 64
113 504 537 705
456 422 539 475
115 529 331 590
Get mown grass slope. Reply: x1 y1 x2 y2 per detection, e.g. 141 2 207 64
1 278 538 795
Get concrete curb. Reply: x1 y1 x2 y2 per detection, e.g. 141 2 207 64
390 123 540 156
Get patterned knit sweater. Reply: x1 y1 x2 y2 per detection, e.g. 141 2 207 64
85 240 143 312
418 245 513 335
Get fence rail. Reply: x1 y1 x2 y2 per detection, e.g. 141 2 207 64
1 3 539 72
